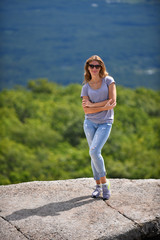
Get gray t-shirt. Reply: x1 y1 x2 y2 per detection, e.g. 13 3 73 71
81 76 115 124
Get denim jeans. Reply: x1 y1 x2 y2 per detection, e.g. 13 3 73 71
83 119 112 180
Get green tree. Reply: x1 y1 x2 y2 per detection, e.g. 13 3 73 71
0 80 159 185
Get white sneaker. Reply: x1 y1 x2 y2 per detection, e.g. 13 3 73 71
92 185 102 198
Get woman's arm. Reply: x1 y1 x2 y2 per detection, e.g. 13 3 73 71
82 99 110 108
82 83 117 114
83 101 116 114
82 97 116 114
82 83 116 108
109 82 116 104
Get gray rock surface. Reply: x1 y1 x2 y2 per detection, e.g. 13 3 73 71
0 178 160 240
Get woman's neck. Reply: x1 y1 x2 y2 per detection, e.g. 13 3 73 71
90 76 101 83
89 77 103 90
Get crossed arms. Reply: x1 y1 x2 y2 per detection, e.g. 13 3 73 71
82 83 117 114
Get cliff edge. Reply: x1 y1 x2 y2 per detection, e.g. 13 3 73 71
0 178 160 240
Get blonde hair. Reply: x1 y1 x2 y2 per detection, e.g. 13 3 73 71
84 55 109 84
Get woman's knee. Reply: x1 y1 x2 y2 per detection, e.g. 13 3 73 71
89 146 100 159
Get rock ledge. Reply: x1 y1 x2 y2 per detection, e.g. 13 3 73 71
0 178 160 240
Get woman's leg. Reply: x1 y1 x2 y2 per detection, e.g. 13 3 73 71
84 120 112 199
84 120 100 181
89 123 112 200
100 176 107 184
89 123 112 181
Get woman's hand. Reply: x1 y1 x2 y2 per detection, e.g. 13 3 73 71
82 98 93 108
104 99 116 110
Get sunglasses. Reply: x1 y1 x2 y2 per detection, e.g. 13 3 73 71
88 64 101 69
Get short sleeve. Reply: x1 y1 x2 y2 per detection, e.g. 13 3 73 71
105 76 115 86
80 84 88 98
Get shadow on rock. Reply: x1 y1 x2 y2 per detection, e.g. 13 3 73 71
6 195 100 221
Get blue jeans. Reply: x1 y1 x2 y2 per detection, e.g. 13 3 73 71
83 119 112 180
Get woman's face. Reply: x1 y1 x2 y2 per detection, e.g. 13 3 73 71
88 60 101 78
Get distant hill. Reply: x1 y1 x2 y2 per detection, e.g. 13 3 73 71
0 0 160 90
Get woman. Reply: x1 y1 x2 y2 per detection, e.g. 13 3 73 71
81 55 116 200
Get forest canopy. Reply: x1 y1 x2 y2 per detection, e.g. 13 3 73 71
0 79 160 185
